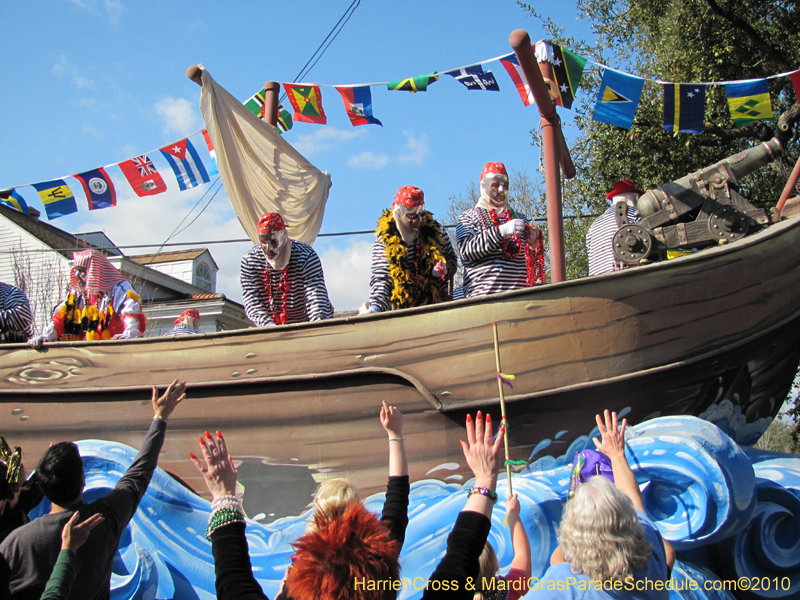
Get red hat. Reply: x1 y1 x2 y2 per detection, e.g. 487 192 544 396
481 162 508 180
257 212 286 235
175 309 200 325
606 180 644 199
393 186 424 208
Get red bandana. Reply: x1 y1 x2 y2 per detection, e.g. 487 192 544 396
481 162 508 181
70 249 126 295
258 212 286 235
175 309 200 325
393 186 425 208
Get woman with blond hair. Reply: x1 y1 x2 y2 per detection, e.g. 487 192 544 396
533 410 675 599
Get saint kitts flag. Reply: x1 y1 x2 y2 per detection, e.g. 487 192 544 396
119 154 167 197
159 138 210 191
74 167 116 210
334 86 382 127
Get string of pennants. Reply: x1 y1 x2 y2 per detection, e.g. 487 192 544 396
4 39 799 222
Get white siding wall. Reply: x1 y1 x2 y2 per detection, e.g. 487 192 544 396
0 221 71 335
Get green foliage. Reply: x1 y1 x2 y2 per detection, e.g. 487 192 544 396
754 417 799 455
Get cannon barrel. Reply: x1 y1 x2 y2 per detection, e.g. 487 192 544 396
638 137 784 218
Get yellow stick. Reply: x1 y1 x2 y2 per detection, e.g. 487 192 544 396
492 322 513 497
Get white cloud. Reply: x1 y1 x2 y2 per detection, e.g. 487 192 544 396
347 151 391 170
78 97 98 108
118 143 137 160
68 0 124 24
291 127 365 156
396 131 429 165
52 54 95 89
317 239 373 311
153 97 201 136
81 124 103 139
73 76 93 89
104 0 124 24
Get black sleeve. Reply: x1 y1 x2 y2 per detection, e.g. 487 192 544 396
94 419 166 535
422 511 492 600
211 522 269 600
380 476 410 549
16 473 44 514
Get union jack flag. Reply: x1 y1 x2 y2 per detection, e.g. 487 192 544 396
132 155 157 177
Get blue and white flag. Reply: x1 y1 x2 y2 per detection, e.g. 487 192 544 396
592 69 645 129
159 138 210 191
445 65 500 91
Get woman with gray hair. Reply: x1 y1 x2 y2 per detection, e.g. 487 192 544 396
532 410 675 598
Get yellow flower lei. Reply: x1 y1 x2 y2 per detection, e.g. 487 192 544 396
376 209 448 309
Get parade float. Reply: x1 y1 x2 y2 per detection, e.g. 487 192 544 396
2 29 800 599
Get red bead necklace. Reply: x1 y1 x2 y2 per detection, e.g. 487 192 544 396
263 268 289 325
483 207 546 287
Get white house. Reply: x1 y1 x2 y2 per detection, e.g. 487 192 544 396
0 203 251 336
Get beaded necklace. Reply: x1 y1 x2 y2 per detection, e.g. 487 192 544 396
478 206 545 287
263 267 290 325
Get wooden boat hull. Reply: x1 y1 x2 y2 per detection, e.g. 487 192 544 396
2 216 800 511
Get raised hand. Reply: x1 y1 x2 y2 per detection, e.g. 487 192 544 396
151 380 187 420
380 401 404 439
460 411 504 488
190 430 238 501
592 409 627 461
61 511 104 552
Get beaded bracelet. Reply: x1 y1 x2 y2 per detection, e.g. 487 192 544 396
206 507 245 540
388 438 404 442
467 486 498 504
211 498 241 512
211 494 239 510
153 415 167 423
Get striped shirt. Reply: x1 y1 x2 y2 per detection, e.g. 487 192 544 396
164 324 202 337
586 204 639 277
368 228 458 311
0 283 33 343
240 240 333 327
456 207 531 298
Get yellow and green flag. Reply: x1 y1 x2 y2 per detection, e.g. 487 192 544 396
387 73 438 93
283 84 327 125
726 79 773 128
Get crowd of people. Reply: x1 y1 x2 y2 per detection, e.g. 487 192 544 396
0 388 674 600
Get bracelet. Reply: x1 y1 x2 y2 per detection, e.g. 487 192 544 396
388 438 404 442
211 497 241 511
153 415 167 423
206 507 245 540
467 486 498 504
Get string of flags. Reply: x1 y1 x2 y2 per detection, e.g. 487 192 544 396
3 39 799 221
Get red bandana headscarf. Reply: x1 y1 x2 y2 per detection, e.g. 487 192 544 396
393 186 425 208
70 249 126 295
481 162 508 181
258 212 287 236
174 309 200 325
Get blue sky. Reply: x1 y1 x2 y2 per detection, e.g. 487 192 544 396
1 0 595 309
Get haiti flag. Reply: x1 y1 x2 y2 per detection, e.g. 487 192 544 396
335 86 382 127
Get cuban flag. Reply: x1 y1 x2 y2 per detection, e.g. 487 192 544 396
499 53 534 106
444 65 500 91
335 85 382 127
74 167 117 210
159 138 210 191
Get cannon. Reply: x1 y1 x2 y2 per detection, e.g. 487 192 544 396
612 137 785 265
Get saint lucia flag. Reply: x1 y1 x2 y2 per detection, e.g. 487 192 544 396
726 79 774 128
0 189 30 215
663 83 706 134
592 69 645 129
33 179 78 220
335 86 382 127
159 138 210 191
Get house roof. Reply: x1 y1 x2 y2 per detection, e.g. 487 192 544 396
0 204 88 259
129 248 212 266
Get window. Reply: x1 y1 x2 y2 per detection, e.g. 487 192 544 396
195 263 213 292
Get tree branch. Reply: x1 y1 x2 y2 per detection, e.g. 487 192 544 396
703 0 793 72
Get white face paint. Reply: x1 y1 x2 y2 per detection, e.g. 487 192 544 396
73 266 87 286
259 230 288 261
487 175 509 208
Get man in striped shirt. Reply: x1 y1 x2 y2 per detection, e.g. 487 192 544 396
586 180 643 277
163 309 202 336
361 186 457 313
240 212 332 327
456 162 544 298
0 283 33 344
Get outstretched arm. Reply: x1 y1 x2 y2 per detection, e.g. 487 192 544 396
593 410 644 512
506 494 532 578
380 401 407 477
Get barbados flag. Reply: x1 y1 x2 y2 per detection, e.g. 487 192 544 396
726 79 773 128
335 86 382 127
592 69 645 129
33 179 78 220
0 189 30 215
159 138 210 191
283 84 327 124
663 83 706 134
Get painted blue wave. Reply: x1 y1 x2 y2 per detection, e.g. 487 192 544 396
27 415 800 599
